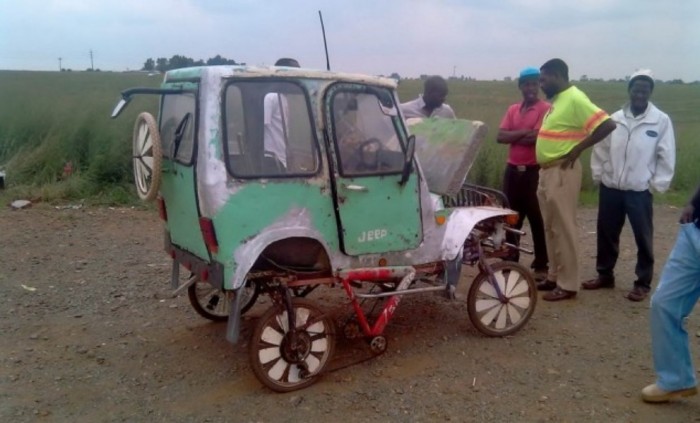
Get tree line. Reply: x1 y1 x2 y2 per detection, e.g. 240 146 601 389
142 55 244 73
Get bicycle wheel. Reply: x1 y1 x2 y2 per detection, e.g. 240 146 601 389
467 261 536 336
249 298 335 392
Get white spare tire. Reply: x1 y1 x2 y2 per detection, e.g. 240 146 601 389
132 112 162 201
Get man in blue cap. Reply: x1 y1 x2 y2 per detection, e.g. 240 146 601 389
496 67 550 279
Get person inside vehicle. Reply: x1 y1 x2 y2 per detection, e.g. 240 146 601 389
400 75 456 119
262 58 300 173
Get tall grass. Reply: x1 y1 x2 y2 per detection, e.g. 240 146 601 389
398 79 700 204
0 71 698 205
0 70 158 203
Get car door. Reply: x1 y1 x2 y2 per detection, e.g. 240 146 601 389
325 83 422 255
158 88 209 259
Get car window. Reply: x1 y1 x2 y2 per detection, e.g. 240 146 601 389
160 93 196 164
330 87 404 176
223 81 318 178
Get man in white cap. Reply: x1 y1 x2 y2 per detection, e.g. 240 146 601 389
584 69 676 301
497 67 550 280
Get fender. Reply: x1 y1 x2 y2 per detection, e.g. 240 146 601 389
229 226 344 290
440 206 516 260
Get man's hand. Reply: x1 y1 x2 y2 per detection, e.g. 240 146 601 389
680 204 695 224
559 146 582 169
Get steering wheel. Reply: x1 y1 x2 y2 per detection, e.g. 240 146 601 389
357 138 383 171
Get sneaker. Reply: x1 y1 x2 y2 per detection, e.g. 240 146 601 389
641 383 697 403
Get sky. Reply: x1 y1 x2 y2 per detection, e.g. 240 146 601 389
1 0 699 81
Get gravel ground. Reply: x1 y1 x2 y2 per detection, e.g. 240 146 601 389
1 204 699 422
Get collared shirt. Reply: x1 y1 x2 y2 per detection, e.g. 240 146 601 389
536 86 609 164
499 99 550 166
400 95 456 119
263 93 289 167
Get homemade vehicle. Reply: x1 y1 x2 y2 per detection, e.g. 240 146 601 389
112 65 536 392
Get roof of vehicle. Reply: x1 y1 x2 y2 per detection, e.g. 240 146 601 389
164 65 398 89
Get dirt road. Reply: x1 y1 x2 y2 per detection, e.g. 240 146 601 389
1 204 699 422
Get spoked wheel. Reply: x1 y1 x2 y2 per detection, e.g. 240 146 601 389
250 298 335 392
467 261 537 337
188 279 259 322
132 112 162 201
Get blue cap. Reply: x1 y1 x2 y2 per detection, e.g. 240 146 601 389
519 66 540 80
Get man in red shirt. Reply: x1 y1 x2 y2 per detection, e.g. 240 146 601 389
497 67 550 279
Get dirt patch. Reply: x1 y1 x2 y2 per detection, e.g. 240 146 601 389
1 204 699 422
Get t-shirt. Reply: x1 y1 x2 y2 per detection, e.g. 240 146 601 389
536 86 609 164
263 93 289 167
499 99 550 166
400 96 456 119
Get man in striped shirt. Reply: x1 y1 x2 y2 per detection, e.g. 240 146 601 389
535 58 617 301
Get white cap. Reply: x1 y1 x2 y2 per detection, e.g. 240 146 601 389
630 68 654 80
629 68 654 90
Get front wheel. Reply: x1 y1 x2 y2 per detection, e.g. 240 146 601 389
249 298 335 392
467 261 536 337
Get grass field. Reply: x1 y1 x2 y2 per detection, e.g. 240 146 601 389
0 70 698 205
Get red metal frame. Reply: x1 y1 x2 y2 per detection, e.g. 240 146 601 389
338 267 415 338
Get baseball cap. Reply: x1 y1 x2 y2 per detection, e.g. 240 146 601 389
629 68 654 91
518 67 540 84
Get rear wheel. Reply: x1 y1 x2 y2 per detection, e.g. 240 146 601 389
249 298 335 392
467 261 536 337
188 279 258 322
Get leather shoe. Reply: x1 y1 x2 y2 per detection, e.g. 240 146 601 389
536 279 557 291
533 269 548 282
542 287 577 301
626 286 649 302
641 383 697 403
582 277 615 290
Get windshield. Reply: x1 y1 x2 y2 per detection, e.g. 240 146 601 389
329 84 405 177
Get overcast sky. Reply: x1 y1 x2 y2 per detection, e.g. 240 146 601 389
1 0 699 81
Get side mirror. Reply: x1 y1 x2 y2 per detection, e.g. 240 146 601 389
400 134 416 185
111 96 131 119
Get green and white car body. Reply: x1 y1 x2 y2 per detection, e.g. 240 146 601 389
115 65 515 307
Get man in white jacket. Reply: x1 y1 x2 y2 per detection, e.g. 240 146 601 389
584 69 676 301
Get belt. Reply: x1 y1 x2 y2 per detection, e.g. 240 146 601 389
507 164 539 172
539 158 567 169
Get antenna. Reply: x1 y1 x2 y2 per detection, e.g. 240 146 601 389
318 10 331 71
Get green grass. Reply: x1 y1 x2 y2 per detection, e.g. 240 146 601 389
0 71 698 206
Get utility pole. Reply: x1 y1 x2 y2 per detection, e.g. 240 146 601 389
453 65 456 78
89 49 94 71
58 57 62 71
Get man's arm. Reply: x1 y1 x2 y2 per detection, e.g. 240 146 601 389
650 117 676 193
496 129 538 145
590 132 612 184
680 184 700 224
561 118 617 169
